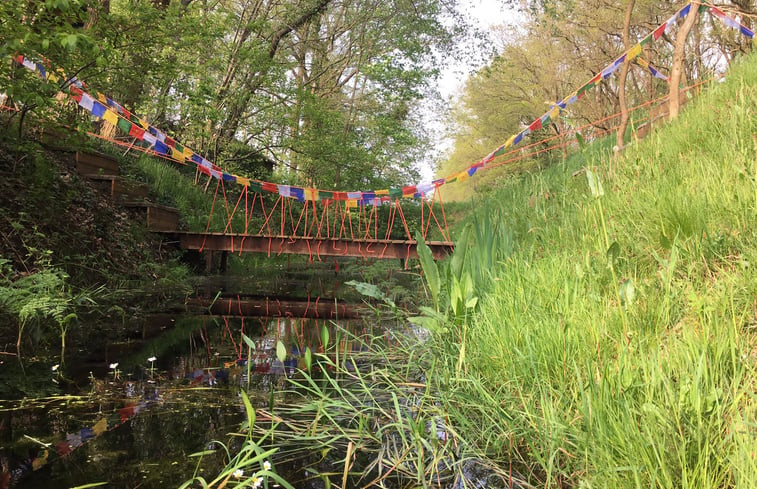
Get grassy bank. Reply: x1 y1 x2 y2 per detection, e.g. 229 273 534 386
424 54 757 487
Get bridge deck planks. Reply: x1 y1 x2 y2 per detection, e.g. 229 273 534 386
161 231 453 260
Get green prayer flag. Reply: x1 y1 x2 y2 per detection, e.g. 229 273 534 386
389 188 403 199
117 118 132 134
319 191 333 201
248 181 262 193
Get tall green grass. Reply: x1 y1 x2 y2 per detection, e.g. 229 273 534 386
423 54 757 487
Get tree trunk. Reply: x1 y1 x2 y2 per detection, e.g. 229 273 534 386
616 0 636 150
669 2 699 120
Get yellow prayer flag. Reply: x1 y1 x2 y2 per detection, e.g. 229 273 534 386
503 134 516 148
236 176 250 187
457 170 469 182
627 43 642 60
636 57 649 69
32 450 49 470
549 106 560 119
97 92 108 103
103 109 119 126
171 147 186 162
47 72 59 83
347 200 358 208
375 189 389 195
92 418 107 435
183 146 194 158
138 118 149 129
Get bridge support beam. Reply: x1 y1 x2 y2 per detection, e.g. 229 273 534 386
165 232 453 261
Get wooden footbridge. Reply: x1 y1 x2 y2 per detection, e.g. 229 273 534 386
74 151 454 266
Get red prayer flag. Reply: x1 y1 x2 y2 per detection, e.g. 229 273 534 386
129 124 145 140
653 23 666 40
119 405 135 422
529 118 543 131
262 182 277 193
402 185 417 196
165 136 176 148
56 441 72 457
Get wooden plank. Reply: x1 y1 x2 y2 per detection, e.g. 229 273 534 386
112 178 149 201
146 205 180 231
83 175 150 201
164 232 454 261
76 151 119 176
124 203 180 232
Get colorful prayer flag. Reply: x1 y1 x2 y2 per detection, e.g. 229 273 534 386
129 124 145 140
91 101 107 118
103 108 119 126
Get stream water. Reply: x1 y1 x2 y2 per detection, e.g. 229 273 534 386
1 260 419 488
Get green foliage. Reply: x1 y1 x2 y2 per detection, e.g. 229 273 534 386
180 389 294 489
0 256 79 362
425 53 757 487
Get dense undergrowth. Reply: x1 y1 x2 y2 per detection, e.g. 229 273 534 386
418 54 757 487
0 134 191 381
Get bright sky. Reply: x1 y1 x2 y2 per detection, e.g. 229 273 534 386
437 0 519 98
416 0 522 181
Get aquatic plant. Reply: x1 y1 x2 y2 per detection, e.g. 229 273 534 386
180 389 294 489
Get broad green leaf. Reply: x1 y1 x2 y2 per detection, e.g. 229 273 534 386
408 315 446 333
320 323 329 349
415 230 440 310
241 333 256 350
276 340 286 364
304 347 312 372
619 279 635 307
345 280 395 308
607 241 620 267
449 225 470 279
240 389 256 430
585 169 604 198
576 131 587 150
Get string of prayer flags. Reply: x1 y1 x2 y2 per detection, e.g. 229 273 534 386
709 6 755 39
10 2 756 202
636 58 670 81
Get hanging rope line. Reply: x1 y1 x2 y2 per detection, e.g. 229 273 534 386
7 2 753 208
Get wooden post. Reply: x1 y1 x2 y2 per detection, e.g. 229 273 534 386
204 250 214 273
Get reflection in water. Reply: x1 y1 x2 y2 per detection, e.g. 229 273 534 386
0 315 371 489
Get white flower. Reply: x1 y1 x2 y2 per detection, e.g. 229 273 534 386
147 356 157 363
109 363 118 369
51 364 59 372
252 476 262 488
263 461 271 471
233 469 243 479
